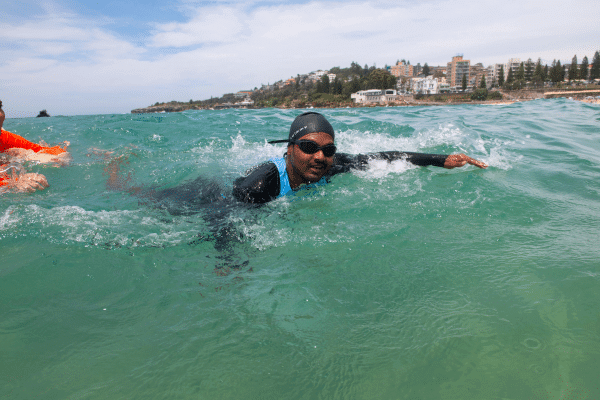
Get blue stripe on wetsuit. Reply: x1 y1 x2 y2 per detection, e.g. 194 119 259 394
270 157 328 199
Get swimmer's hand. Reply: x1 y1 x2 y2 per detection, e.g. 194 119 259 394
444 154 488 169
8 173 49 193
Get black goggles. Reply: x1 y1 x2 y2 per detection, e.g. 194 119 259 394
290 140 336 157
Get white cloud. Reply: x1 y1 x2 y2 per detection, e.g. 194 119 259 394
0 0 599 115
150 6 248 47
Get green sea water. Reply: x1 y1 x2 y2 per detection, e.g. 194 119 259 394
1 100 600 399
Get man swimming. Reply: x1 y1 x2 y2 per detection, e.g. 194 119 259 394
107 111 486 211
232 111 487 204
104 111 487 264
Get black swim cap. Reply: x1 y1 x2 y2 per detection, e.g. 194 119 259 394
269 112 334 144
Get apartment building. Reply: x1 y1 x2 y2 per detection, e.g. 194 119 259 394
504 58 521 80
469 63 486 88
447 55 470 89
485 64 504 87
390 61 414 78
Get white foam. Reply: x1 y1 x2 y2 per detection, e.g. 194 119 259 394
3 205 200 248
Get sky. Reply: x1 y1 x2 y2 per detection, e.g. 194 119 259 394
1 0 599 117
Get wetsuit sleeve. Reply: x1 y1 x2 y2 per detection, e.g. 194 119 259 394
328 151 448 176
0 129 67 155
232 161 280 204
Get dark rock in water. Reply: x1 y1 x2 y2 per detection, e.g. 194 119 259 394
37 110 50 117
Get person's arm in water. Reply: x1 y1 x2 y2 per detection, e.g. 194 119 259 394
328 151 487 175
0 129 69 154
3 147 72 166
0 167 49 193
442 153 487 169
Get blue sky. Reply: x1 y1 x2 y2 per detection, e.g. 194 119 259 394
1 0 599 116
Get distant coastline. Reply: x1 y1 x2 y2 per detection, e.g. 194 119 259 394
131 88 600 114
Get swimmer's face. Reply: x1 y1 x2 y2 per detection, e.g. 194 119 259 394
287 131 334 186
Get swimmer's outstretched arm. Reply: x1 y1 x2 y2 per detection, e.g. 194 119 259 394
443 153 487 169
331 152 487 173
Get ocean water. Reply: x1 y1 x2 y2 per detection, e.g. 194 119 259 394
1 100 600 399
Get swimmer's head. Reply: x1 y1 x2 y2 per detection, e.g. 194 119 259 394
268 112 334 145
289 112 334 142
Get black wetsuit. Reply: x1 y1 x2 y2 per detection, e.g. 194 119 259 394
232 151 448 204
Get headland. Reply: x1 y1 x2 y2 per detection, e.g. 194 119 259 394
131 88 599 114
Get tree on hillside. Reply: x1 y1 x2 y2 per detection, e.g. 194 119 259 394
480 75 487 89
568 55 579 81
343 77 361 97
332 77 343 95
317 74 330 93
525 58 534 81
350 62 363 77
461 73 467 91
590 51 600 80
531 58 544 87
365 68 397 90
533 58 544 80
422 63 431 76
506 66 514 84
517 62 525 81
580 56 589 81
549 60 564 83
498 65 505 87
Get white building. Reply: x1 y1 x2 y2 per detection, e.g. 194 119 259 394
411 77 440 94
309 70 328 81
351 89 398 104
236 98 254 107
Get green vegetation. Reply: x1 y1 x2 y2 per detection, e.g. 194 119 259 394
470 88 487 101
590 51 600 80
249 63 398 108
